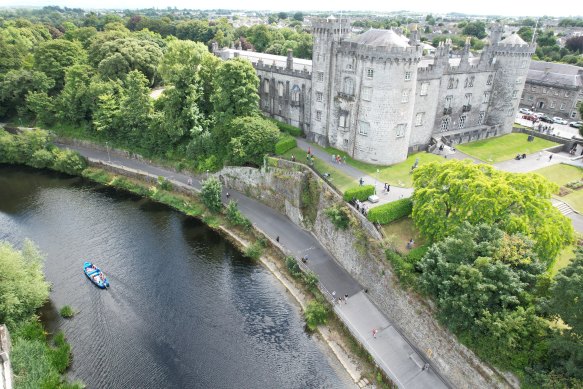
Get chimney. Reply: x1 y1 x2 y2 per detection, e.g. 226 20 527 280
286 49 294 70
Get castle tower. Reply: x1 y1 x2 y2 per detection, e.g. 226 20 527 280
485 29 535 134
309 16 350 145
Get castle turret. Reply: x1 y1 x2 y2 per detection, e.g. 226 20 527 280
309 16 350 145
286 49 293 70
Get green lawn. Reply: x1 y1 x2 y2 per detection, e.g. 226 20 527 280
381 217 426 254
456 133 559 163
319 145 446 187
278 147 357 192
533 163 583 213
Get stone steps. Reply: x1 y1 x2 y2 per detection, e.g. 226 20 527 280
555 201 574 216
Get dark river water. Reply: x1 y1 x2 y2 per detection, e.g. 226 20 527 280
0 166 352 389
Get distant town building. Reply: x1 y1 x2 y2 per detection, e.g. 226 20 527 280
215 18 535 165
521 61 583 120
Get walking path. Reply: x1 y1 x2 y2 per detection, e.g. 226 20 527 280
59 142 450 389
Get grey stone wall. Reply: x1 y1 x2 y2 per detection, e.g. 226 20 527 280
0 324 13 389
217 162 519 389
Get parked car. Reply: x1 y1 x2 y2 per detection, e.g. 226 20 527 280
552 117 568 125
539 115 553 123
533 112 545 118
522 114 539 122
519 108 533 115
569 121 582 129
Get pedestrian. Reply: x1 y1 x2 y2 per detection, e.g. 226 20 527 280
522 153 526 159
343 156 347 164
383 183 387 191
291 154 296 162
276 236 280 243
372 328 378 338
302 255 308 263
422 363 429 371
387 184 390 192
537 152 542 160
359 177 364 186
308 146 311 155
407 238 414 249
332 154 336 162
549 154 553 162
226 192 230 199
332 290 336 302
344 294 348 304
187 178 192 186
306 152 310 160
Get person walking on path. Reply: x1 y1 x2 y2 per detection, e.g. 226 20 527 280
344 294 348 304
549 154 553 162
372 328 378 338
386 184 390 192
276 236 280 243
359 177 364 186
332 291 336 303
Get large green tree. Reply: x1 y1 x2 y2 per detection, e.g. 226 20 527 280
412 160 574 261
211 58 259 124
118 70 153 145
33 39 86 92
226 116 280 166
0 69 54 119
56 64 94 124
0 240 50 327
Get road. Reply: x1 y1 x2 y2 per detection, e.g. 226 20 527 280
58 142 451 389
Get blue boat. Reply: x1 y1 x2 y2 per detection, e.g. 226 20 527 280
84 262 109 289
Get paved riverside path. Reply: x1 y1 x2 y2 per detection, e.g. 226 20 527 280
59 142 450 389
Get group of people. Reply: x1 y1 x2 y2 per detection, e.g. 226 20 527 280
331 291 349 304
515 153 528 160
331 154 347 164
352 199 368 216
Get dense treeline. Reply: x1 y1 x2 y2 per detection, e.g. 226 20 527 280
0 10 286 171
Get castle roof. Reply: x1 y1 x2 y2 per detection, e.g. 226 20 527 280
499 34 528 46
217 48 312 73
527 60 582 89
348 29 410 48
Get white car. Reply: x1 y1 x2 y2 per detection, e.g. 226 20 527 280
552 117 568 125
519 108 532 115
533 112 545 118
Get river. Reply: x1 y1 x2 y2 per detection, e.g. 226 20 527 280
0 166 353 388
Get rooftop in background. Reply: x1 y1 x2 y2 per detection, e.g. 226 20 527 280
528 60 583 88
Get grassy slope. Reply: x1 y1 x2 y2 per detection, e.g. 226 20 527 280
456 133 558 163
533 163 583 213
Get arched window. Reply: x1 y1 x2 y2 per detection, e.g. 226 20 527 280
263 79 270 93
344 77 354 96
277 82 284 97
291 85 300 103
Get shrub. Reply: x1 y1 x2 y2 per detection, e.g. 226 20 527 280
367 198 413 224
50 331 71 373
30 149 55 169
274 135 297 155
406 245 429 265
225 200 252 230
157 176 173 191
343 185 375 202
325 204 352 230
200 176 223 212
59 305 75 319
244 241 263 260
302 270 319 289
386 250 417 287
285 256 301 277
566 180 583 190
304 300 328 330
51 149 87 175
275 121 303 137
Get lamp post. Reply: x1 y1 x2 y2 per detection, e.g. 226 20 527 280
105 141 111 163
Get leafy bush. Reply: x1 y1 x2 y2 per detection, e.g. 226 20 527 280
30 149 55 169
157 176 173 191
274 135 297 155
302 270 319 289
244 241 263 260
275 121 303 137
285 256 301 277
367 198 413 224
325 204 352 230
201 176 223 212
406 245 428 265
565 180 583 190
51 149 87 175
385 250 417 287
59 305 75 319
225 200 252 230
343 185 375 202
50 331 71 373
304 300 328 330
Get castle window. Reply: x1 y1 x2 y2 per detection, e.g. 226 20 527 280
507 107 514 117
550 101 556 108
512 90 518 99
338 111 348 128
531 86 537 92
264 79 270 93
291 85 300 103
483 91 490 103
455 79 459 88
478 111 485 125
346 63 353 70
358 121 370 136
415 112 424 126
543 87 547 94
445 95 453 109
554 90 559 96
565 91 570 97
316 92 323 102
528 96 534 102
515 77 522 84
464 78 468 88
344 78 354 95
362 87 372 101
278 82 284 97
465 93 472 105
405 71 412 81
521 60 527 69
366 68 374 79
440 117 450 131
316 111 322 121
469 76 474 87
448 78 454 89
420 82 429 96
560 103 565 110
278 103 282 114
343 138 349 146
395 124 406 138
401 89 410 103
487 74 493 85
458 115 467 129
317 72 324 82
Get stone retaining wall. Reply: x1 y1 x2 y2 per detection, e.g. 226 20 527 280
0 325 13 389
217 160 518 389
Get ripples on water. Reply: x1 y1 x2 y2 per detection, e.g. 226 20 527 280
0 166 352 388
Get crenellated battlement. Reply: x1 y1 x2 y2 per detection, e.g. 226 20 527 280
490 43 536 56
253 61 312 79
338 41 422 61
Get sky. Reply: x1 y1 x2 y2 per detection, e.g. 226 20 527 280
1 0 581 18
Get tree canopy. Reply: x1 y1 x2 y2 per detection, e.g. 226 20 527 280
412 160 574 262
211 58 259 123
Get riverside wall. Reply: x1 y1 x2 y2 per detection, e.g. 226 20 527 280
218 160 519 389
0 325 13 389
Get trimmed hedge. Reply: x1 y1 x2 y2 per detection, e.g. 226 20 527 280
275 135 297 155
367 198 413 224
343 185 375 202
276 121 303 137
